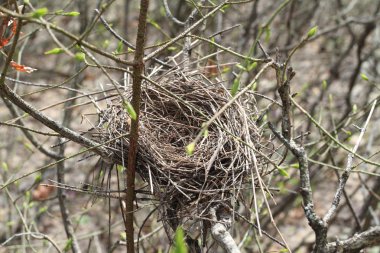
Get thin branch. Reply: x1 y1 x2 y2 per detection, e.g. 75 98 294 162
162 0 186 26
144 0 228 61
0 132 129 191
0 12 110 160
0 121 59 136
290 97 380 167
324 100 377 224
0 6 135 66
189 34 268 63
95 9 172 68
1 232 62 253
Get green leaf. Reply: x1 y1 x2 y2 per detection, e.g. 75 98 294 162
231 78 240 96
277 181 286 193
62 11 80 16
290 163 299 169
148 18 161 30
307 26 318 38
38 206 48 215
99 170 104 179
25 191 31 202
202 128 209 138
123 102 137 120
115 40 124 54
247 62 258 72
102 39 110 49
186 142 195 156
235 63 246 71
220 4 230 13
1 162 8 172
360 73 369 81
120 232 127 241
172 227 188 253
44 48 64 55
63 238 73 252
352 104 357 114
75 52 85 61
278 168 289 178
222 66 230 73
328 94 334 104
265 27 271 43
34 172 42 183
342 129 352 136
6 221 15 227
117 165 125 173
24 142 33 152
77 215 90 225
251 82 257 91
322 80 327 90
32 8 48 18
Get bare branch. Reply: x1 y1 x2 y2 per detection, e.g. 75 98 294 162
324 100 377 224
326 226 380 253
210 206 240 253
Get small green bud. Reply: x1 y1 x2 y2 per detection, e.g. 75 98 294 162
123 102 137 120
322 80 327 90
360 73 369 81
278 168 289 178
120 232 127 241
307 26 318 38
63 11 80 16
247 62 258 72
32 8 48 18
44 48 64 55
75 52 85 61
231 78 240 96
186 142 195 156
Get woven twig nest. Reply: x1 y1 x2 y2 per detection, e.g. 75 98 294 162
97 69 268 232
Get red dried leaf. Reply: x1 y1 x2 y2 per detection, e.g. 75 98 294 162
0 17 17 48
10 61 37 73
32 184 55 201
203 59 219 78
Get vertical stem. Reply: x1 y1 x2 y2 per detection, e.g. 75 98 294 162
124 0 130 36
125 0 149 252
56 3 88 252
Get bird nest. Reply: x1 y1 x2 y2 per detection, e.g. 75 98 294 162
96 69 270 232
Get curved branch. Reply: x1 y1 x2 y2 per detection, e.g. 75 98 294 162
162 0 186 26
326 226 380 253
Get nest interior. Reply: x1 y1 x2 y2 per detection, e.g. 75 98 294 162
97 69 268 232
